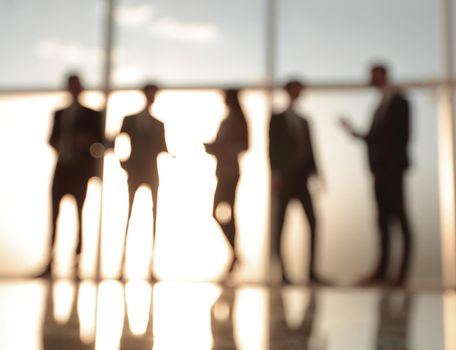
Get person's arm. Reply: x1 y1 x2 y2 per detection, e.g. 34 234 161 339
305 120 326 192
49 111 60 151
159 121 168 154
339 117 367 140
205 119 226 156
268 115 283 190
115 117 130 169
204 134 218 155
114 116 130 148
268 115 280 170
397 98 410 151
305 120 318 176
238 118 249 153
94 110 104 144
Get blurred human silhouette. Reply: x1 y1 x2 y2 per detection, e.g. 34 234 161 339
42 74 103 277
42 281 94 349
117 84 168 278
269 80 325 285
270 288 320 350
205 89 249 280
340 64 413 287
210 288 237 349
375 291 412 349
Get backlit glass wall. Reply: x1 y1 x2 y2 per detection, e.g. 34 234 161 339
0 0 450 287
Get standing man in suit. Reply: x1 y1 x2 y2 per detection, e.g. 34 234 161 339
43 74 103 277
269 80 325 285
340 64 413 286
117 84 168 277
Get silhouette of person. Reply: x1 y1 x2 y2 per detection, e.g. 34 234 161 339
205 89 249 279
210 288 237 349
117 84 168 278
340 64 413 286
269 288 318 350
269 80 325 285
375 291 412 349
42 74 103 277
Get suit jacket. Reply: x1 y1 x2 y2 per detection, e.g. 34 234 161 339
119 112 167 177
366 92 410 175
49 103 103 177
269 110 318 184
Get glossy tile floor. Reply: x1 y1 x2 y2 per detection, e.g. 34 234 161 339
0 279 452 350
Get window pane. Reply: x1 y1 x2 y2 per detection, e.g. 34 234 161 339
113 0 266 86
277 0 442 81
0 0 104 87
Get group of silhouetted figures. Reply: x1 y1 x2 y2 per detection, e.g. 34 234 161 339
40 63 413 287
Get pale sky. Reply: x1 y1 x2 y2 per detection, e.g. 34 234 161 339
0 0 447 87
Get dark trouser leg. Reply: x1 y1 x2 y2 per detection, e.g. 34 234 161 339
298 186 317 279
223 202 236 253
74 180 89 257
392 174 413 283
149 183 159 277
374 178 391 280
50 184 64 269
213 177 238 262
122 182 138 272
274 193 290 280
150 182 159 245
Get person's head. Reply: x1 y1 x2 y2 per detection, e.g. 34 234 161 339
66 74 83 101
142 84 159 106
224 88 243 117
370 64 389 89
284 80 305 104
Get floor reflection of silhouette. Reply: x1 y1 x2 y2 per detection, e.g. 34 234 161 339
40 281 271 350
270 287 322 350
211 287 237 349
120 281 154 349
42 280 95 349
376 291 412 350
153 282 220 349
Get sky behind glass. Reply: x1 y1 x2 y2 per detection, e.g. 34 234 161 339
0 0 446 87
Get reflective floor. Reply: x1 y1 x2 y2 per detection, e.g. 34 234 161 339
0 279 452 350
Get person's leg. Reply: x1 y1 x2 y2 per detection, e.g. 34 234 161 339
274 192 291 283
45 173 64 275
74 179 89 257
392 173 413 285
298 186 318 281
226 179 238 269
51 187 63 256
213 177 238 272
373 177 391 280
212 179 224 223
122 180 139 275
150 176 159 245
149 177 159 279
72 175 89 279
